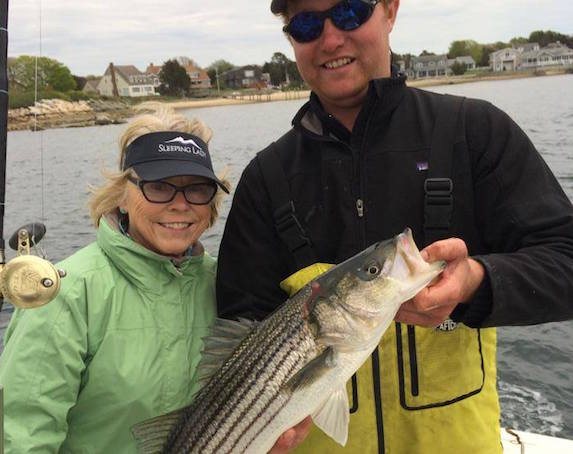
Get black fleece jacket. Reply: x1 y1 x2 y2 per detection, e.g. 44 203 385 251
216 76 573 328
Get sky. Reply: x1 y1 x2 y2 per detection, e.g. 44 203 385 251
7 0 573 76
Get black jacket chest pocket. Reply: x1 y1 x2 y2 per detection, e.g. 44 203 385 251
363 150 429 238
395 322 485 409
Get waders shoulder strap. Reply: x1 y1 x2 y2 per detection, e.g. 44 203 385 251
257 146 316 269
424 94 465 245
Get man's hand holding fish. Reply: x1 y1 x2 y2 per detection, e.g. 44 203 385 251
395 237 486 327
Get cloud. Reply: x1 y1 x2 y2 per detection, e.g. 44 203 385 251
393 0 573 54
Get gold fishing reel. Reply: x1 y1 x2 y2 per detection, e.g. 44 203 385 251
0 224 66 309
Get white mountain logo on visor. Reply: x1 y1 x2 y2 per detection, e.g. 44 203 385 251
166 136 203 148
158 137 207 158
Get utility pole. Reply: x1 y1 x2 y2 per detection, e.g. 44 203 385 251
215 67 221 97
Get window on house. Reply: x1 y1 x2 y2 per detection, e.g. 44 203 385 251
132 87 141 93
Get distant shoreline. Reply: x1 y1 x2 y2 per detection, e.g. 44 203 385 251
146 67 572 111
7 68 571 131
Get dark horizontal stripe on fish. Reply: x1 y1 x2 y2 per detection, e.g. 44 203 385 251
168 315 295 450
225 325 311 453
165 294 315 453
198 313 310 452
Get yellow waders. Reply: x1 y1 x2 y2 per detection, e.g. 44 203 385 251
281 265 501 454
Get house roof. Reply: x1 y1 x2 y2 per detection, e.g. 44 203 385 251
411 54 448 63
521 44 573 59
146 63 162 75
83 78 101 89
220 65 261 77
490 48 519 58
454 56 476 64
114 65 143 78
183 65 210 81
105 64 155 86
519 43 539 52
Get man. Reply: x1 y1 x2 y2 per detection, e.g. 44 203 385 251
217 1 573 452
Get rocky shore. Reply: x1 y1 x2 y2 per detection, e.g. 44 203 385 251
7 99 133 131
7 69 570 132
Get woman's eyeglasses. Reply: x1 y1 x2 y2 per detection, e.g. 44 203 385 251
283 0 379 43
127 176 217 205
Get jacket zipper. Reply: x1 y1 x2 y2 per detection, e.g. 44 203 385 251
356 198 364 217
355 113 385 454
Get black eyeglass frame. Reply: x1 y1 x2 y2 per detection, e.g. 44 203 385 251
283 0 380 43
127 176 218 205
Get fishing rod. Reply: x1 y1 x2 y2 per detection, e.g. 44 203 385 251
1 0 66 449
0 1 5 449
0 0 64 314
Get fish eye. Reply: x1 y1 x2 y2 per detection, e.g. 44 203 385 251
366 263 381 276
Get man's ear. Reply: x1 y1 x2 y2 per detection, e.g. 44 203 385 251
385 0 400 32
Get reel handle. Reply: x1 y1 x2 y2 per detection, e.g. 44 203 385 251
8 223 46 251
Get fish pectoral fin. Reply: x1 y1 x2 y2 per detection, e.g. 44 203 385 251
311 385 350 447
285 347 337 391
131 407 185 454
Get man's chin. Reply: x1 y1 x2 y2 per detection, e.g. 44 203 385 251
319 85 369 108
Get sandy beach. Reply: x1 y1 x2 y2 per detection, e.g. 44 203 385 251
135 90 311 112
142 68 571 112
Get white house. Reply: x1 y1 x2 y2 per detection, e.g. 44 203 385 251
490 42 573 72
448 56 476 70
519 43 573 70
97 63 157 97
410 54 449 78
490 48 522 72
409 54 475 79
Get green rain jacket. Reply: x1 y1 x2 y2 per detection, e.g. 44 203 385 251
0 216 217 453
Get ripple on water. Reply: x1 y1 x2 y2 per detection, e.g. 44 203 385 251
498 380 564 436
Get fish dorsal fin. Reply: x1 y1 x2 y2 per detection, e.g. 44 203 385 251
196 317 258 387
312 385 350 446
131 407 185 454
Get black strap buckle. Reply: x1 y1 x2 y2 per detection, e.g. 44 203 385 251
274 201 312 252
424 178 453 197
424 178 453 230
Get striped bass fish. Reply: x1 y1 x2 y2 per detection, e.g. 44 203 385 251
133 228 445 453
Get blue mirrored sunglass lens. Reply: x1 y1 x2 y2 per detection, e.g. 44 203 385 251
332 1 371 30
289 13 324 42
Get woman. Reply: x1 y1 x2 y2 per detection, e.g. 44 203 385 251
0 110 231 453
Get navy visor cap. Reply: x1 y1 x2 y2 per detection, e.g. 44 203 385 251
122 131 228 193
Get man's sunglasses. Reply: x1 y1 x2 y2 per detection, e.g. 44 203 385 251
127 176 217 205
283 0 379 43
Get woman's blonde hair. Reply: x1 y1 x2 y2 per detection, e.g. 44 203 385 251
89 108 230 227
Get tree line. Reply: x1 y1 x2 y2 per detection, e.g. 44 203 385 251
7 29 571 105
394 30 572 72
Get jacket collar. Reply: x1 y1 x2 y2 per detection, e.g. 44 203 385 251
97 215 205 293
293 73 407 141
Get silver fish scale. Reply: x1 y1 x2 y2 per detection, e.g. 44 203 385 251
163 286 319 454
